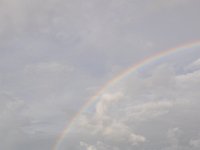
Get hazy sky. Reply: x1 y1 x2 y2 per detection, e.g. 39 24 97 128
1 0 200 150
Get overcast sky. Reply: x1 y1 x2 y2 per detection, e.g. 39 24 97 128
1 0 200 150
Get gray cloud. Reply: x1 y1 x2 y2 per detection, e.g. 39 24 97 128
0 0 200 149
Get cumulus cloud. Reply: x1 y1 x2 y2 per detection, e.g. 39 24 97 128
60 58 200 150
102 121 146 145
80 141 119 150
80 142 97 150
95 92 123 118
125 100 174 121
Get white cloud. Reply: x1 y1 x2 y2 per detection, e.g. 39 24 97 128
64 58 200 150
80 142 97 150
125 100 174 121
102 121 146 145
96 92 123 118
80 141 120 150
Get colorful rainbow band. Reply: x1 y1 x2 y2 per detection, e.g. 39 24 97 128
53 40 200 150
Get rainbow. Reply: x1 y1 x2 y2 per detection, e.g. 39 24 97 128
53 40 200 150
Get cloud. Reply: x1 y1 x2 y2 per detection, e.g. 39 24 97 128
80 141 120 150
95 92 123 118
190 138 200 148
102 121 146 145
60 58 200 150
24 62 74 73
80 142 97 150
0 0 199 149
0 92 29 149
167 128 182 145
125 100 174 121
185 58 200 71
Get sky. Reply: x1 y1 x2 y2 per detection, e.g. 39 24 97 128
1 0 200 150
